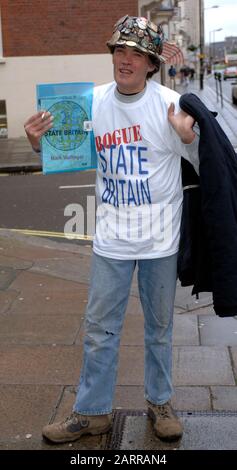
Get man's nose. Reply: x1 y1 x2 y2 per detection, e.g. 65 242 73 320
121 53 132 64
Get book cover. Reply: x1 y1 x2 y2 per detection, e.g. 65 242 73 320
36 82 97 174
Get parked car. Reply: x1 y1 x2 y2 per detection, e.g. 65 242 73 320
223 66 237 80
232 83 237 105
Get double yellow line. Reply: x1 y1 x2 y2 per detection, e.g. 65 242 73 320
0 228 93 241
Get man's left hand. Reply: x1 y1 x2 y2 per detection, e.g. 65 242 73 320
168 103 196 144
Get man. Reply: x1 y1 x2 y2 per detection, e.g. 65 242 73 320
168 65 176 90
24 15 199 443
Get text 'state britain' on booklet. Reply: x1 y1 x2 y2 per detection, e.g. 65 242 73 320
36 82 97 174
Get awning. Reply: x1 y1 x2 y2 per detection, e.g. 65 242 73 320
162 42 184 65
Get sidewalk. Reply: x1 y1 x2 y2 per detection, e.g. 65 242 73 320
1 229 237 451
0 137 41 173
176 78 237 150
0 81 237 451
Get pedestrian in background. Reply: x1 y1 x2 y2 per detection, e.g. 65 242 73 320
168 64 177 90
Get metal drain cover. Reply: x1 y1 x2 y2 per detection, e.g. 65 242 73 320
105 410 237 450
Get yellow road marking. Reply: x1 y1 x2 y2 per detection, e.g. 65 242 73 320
0 228 93 241
0 171 42 176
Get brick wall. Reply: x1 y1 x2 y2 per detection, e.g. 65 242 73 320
0 0 138 56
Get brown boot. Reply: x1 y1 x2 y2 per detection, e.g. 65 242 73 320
147 400 183 441
42 412 112 443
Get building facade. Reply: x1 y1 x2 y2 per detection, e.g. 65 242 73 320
0 0 138 137
0 0 198 138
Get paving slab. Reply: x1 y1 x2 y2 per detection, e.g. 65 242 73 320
173 346 235 386
9 271 88 315
0 254 33 269
173 314 199 346
0 384 62 446
0 312 83 345
199 315 237 346
229 347 237 380
114 385 146 410
126 295 143 316
179 412 237 450
0 290 18 314
121 314 144 346
175 283 213 311
117 346 144 385
0 235 78 260
0 266 19 290
30 255 91 284
211 386 237 411
51 385 76 421
0 345 83 385
189 305 215 316
172 386 211 410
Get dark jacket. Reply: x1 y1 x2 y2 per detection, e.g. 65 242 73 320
178 93 237 317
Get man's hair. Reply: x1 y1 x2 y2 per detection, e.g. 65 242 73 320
147 56 161 79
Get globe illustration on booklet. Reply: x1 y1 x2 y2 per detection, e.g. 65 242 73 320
45 100 89 151
37 82 97 174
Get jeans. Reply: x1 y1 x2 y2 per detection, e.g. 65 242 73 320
73 252 178 415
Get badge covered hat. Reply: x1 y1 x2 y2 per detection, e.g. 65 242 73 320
107 15 165 63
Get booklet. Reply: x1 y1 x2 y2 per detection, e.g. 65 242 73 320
36 82 97 174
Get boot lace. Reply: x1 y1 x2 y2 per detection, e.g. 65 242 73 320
64 412 88 426
157 404 173 419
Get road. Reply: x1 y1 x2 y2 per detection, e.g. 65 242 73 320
0 170 96 244
207 74 237 106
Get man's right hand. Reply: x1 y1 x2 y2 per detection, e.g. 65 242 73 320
24 111 54 152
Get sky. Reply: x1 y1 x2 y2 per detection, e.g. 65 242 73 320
204 0 237 43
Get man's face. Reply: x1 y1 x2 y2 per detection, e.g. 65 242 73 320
113 46 155 94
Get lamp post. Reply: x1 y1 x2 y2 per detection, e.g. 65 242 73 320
212 27 223 69
205 6 220 71
209 29 222 72
200 5 220 88
199 0 204 90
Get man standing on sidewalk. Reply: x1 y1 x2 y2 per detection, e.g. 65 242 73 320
168 65 177 90
24 15 199 443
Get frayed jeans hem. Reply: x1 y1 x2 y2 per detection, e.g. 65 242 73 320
145 394 172 406
73 408 112 416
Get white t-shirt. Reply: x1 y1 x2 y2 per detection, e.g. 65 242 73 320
92 80 199 260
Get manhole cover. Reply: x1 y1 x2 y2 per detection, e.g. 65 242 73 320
105 410 237 450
